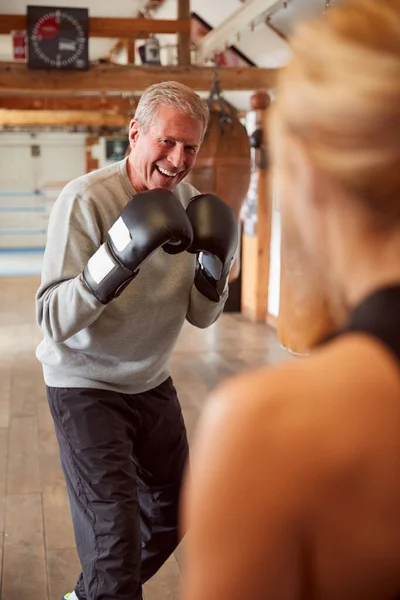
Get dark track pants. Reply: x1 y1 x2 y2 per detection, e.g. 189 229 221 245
47 377 189 600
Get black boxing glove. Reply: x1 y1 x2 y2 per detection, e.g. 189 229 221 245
186 193 238 302
83 188 193 304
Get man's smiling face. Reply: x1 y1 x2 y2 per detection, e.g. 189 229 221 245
128 105 203 192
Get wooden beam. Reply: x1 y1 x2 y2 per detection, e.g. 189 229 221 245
241 169 272 321
0 62 277 93
241 108 272 322
86 135 99 172
0 95 137 112
126 39 137 65
177 0 191 66
195 0 279 63
0 109 128 127
0 15 191 37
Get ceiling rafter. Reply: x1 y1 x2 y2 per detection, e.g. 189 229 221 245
0 14 190 38
0 61 278 93
0 95 137 112
195 0 282 63
0 109 129 127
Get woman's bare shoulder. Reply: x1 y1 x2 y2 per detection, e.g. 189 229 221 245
205 333 400 481
212 332 399 416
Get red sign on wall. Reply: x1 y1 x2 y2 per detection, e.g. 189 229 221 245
11 30 27 61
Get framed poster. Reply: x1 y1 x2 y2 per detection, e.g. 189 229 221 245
27 5 89 70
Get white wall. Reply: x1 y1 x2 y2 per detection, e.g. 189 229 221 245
0 132 86 249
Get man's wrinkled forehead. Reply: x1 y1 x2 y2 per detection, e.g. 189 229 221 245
148 113 203 147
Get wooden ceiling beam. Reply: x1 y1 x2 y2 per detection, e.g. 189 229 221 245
0 109 128 127
177 0 191 66
0 95 137 112
0 15 190 37
0 62 277 93
195 0 279 63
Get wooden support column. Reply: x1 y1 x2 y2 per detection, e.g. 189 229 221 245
241 106 272 322
177 0 191 66
85 136 99 173
126 38 137 64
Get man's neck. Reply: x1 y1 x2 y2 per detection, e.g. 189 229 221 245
126 157 143 193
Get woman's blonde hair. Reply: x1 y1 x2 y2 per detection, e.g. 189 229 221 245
276 0 400 223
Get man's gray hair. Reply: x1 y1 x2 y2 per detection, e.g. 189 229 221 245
134 81 209 141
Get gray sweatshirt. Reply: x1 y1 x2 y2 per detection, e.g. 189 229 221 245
35 158 229 393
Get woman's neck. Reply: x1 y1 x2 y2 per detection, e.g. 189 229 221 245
334 227 400 310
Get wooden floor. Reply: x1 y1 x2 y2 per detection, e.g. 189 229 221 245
0 276 288 600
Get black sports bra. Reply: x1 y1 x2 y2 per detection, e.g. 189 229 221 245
326 284 400 362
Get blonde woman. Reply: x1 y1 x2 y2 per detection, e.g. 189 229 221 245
181 1 400 598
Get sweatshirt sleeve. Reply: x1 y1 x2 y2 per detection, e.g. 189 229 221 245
35 184 107 343
185 274 229 329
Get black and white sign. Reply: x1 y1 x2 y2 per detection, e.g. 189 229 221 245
27 5 89 70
